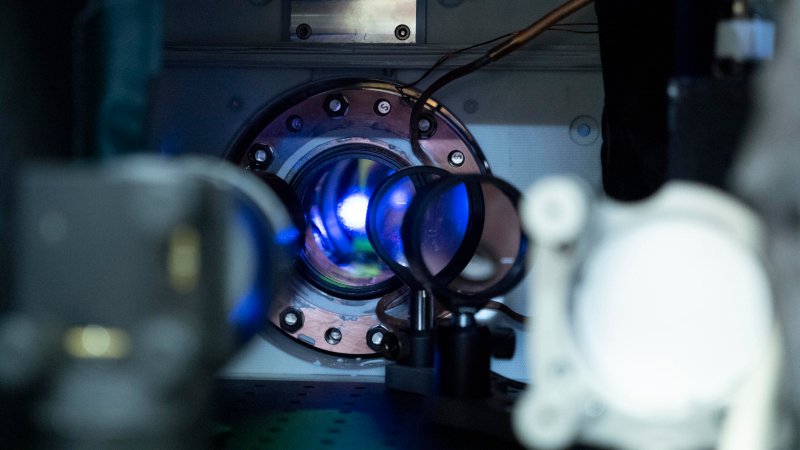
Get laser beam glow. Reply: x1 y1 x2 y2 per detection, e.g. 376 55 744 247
337 193 370 232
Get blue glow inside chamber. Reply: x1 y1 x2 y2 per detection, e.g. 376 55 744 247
300 157 398 290
417 182 472 276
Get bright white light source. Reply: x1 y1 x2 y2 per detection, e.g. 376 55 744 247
337 193 369 232
572 219 772 418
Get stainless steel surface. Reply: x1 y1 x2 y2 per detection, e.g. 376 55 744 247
411 290 433 332
290 0 417 44
409 290 433 331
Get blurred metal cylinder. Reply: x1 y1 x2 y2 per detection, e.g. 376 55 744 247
0 156 297 449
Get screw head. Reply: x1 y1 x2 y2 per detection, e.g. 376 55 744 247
448 150 465 167
296 23 312 40
366 326 388 352
324 94 348 118
280 308 304 333
248 145 273 169
286 115 303 132
394 24 411 41
569 116 599 145
416 114 437 138
254 149 268 163
374 99 392 116
417 118 432 133
325 328 343 345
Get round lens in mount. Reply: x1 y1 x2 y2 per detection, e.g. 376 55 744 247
296 154 401 297
367 166 451 287
403 175 528 310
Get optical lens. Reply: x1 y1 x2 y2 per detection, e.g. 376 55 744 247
299 156 398 294
404 175 527 309
367 167 450 286
416 181 474 278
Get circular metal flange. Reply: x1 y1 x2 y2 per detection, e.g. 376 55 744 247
227 79 488 356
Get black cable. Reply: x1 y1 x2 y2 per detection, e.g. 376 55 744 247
401 24 596 91
485 300 529 324
400 32 514 89
407 0 594 162
408 55 491 163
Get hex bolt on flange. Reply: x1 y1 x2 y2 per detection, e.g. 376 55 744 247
280 308 304 333
248 145 274 170
416 114 437 139
366 326 389 352
324 94 349 118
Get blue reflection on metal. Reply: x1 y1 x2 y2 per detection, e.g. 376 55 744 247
228 206 270 343
229 287 264 343
275 226 300 246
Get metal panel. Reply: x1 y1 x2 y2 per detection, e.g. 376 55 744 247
163 0 285 45
290 0 417 43
162 0 598 46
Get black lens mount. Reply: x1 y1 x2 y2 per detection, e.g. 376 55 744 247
402 174 528 312
366 166 452 289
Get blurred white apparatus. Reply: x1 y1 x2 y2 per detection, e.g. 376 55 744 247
513 176 781 450
733 0 800 443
